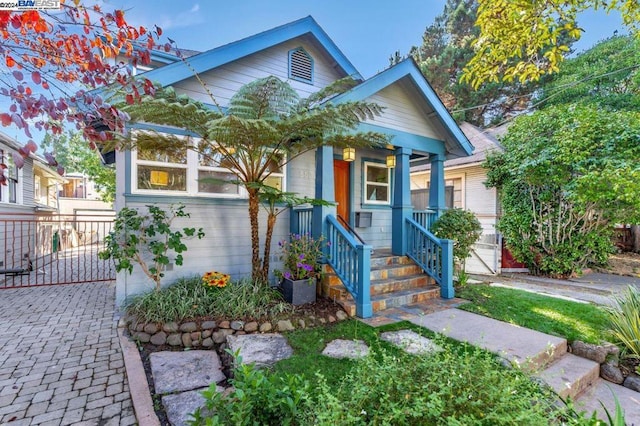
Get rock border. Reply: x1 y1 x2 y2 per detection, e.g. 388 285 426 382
570 341 640 393
123 309 350 350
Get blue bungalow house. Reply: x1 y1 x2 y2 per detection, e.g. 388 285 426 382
114 16 473 317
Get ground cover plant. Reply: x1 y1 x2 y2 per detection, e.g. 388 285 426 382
458 284 610 344
190 320 585 425
125 276 291 323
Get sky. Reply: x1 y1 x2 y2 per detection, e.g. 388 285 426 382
104 0 626 79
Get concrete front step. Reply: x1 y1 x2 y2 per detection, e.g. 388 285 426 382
411 309 567 372
535 353 600 399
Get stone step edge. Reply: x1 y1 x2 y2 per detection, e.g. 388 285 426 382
534 353 600 400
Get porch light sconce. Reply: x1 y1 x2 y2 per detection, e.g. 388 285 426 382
386 154 396 168
343 147 356 162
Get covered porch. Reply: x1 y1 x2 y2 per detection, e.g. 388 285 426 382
290 145 456 318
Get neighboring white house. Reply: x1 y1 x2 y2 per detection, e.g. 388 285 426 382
411 122 509 274
0 132 67 273
111 16 474 312
57 172 113 217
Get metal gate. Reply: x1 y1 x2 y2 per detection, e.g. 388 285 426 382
0 213 115 288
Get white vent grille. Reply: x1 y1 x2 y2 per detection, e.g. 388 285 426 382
289 48 313 83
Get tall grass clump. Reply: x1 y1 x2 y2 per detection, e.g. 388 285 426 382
606 285 640 359
125 276 291 323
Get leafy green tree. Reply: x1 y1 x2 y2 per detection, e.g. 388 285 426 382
408 0 538 125
463 0 640 87
41 131 116 204
485 104 640 276
534 35 640 254
537 35 640 111
120 77 387 284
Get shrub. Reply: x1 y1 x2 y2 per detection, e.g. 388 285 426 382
100 204 204 290
125 276 290 323
431 208 482 282
190 358 311 425
606 285 640 359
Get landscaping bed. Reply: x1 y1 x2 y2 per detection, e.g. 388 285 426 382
123 291 350 425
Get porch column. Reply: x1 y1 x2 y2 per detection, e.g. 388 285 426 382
392 147 413 256
312 146 336 242
428 153 446 217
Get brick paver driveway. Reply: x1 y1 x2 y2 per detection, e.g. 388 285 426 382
0 281 135 425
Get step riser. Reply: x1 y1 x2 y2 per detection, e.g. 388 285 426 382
370 256 415 268
370 265 423 280
372 289 440 311
371 276 431 296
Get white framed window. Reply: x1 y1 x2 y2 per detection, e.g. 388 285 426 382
132 133 286 198
363 161 391 205
196 143 240 196
0 149 22 204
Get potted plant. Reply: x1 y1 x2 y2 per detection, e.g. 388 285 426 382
275 233 325 305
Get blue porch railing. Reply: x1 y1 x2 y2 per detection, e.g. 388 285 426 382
290 207 313 236
406 217 454 299
412 209 438 231
326 215 372 318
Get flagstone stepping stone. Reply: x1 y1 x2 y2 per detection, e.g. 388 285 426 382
150 350 226 394
379 330 442 355
162 387 222 426
322 339 369 359
227 333 293 367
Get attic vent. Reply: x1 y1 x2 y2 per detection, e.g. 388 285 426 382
288 47 314 84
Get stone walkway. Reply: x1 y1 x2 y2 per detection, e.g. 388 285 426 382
0 281 135 425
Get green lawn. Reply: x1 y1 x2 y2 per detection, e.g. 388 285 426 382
457 284 611 344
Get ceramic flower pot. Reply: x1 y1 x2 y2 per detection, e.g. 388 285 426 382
280 277 317 305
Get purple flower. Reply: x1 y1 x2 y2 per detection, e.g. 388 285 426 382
284 271 291 279
301 264 314 272
298 254 305 260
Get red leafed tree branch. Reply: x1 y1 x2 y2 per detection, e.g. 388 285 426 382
0 1 162 184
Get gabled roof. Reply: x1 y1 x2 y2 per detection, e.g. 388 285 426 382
138 16 362 87
412 122 504 172
330 59 474 159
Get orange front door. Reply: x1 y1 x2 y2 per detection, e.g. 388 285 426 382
333 159 350 221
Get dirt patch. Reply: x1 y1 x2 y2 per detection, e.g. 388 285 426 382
601 252 640 278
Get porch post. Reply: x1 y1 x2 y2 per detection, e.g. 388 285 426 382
312 146 336 243
392 147 413 256
428 153 446 217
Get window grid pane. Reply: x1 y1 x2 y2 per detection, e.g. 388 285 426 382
137 165 187 191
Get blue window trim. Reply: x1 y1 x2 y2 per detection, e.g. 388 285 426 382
360 157 392 209
288 47 314 85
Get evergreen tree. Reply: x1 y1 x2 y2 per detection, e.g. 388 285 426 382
408 0 538 126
